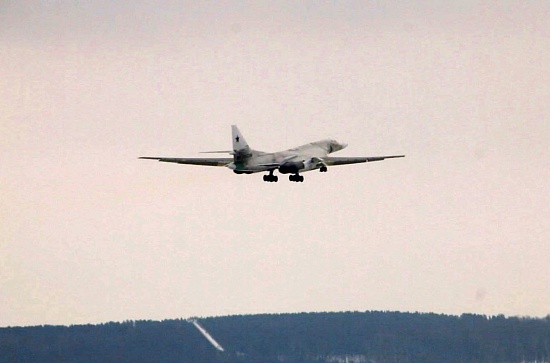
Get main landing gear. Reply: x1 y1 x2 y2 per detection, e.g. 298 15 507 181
263 170 304 183
320 166 328 172
263 170 278 182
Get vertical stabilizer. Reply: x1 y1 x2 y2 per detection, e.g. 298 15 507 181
232 125 250 152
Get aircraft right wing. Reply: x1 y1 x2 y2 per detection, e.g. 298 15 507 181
324 155 405 166
139 157 232 167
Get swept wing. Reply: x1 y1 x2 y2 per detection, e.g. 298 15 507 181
324 155 405 166
138 157 232 167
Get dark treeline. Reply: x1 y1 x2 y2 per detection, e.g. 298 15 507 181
1 311 550 363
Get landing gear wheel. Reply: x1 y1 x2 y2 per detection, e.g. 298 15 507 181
320 166 327 172
263 173 278 182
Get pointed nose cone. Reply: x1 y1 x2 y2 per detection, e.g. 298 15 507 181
340 142 348 149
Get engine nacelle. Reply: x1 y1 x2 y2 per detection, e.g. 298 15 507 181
278 161 304 174
279 158 320 174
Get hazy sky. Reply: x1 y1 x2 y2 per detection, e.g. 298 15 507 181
1 1 549 327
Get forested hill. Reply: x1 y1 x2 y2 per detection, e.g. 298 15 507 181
2 311 550 363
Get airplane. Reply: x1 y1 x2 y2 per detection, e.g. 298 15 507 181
139 125 404 182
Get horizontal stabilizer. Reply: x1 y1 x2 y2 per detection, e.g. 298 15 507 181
200 150 234 154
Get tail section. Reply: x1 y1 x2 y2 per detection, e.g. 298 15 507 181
201 125 249 155
232 125 250 152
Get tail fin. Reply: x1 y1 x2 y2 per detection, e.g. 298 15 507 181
232 125 250 152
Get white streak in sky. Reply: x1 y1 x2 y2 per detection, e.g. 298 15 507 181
187 319 225 352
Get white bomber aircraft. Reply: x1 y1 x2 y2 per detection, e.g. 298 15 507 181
140 125 404 182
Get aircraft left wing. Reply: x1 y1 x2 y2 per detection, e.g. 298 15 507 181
139 157 232 166
324 155 405 166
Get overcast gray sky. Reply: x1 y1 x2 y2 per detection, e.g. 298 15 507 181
1 1 549 327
